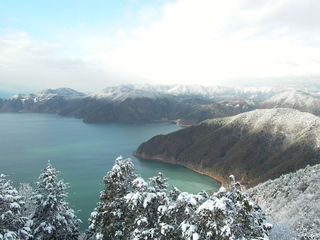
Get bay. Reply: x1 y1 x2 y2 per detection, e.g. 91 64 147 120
0 113 220 230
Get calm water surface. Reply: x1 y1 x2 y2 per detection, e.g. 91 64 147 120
0 113 220 230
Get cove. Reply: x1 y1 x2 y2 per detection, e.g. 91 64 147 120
0 113 221 230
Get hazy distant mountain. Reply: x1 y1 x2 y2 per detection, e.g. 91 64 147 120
35 88 86 98
260 90 320 115
89 83 320 101
2 82 320 123
0 88 85 113
59 85 261 123
134 108 320 186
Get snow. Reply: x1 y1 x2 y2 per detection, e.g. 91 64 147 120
263 90 320 109
180 221 198 236
143 193 156 208
88 82 303 102
45 225 53 234
124 192 142 209
9 202 20 209
136 217 148 226
248 164 320 238
8 88 85 102
205 108 320 150
95 233 104 240
221 225 231 237
132 177 147 190
197 197 229 213
177 192 197 206
192 232 200 240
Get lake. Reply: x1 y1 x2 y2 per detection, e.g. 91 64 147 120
0 113 221 230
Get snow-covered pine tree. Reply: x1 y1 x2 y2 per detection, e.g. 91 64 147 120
30 161 81 240
87 156 138 239
0 174 31 240
128 172 171 239
189 175 271 240
87 158 271 240
18 183 34 218
248 164 320 239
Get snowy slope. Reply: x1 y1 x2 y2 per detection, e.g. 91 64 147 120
135 108 320 186
261 90 320 115
10 88 85 101
247 164 320 238
1 88 85 113
205 108 320 149
89 82 320 102
35 88 86 99
90 84 165 101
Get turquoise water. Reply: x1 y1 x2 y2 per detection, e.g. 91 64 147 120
0 113 220 230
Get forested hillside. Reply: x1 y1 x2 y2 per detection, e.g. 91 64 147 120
134 108 320 186
3 83 320 124
247 164 320 239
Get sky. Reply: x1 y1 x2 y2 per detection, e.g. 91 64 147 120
1 0 320 94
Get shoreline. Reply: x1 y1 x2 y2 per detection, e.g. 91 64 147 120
133 152 227 188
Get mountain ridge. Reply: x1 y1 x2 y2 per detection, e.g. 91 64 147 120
260 90 320 116
0 88 85 113
134 108 320 186
2 82 320 124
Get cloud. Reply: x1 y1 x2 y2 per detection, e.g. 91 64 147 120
0 29 148 93
2 0 320 93
96 0 320 85
117 29 127 37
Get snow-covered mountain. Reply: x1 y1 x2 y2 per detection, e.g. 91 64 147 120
90 85 165 101
35 88 86 99
134 108 320 186
89 84 288 101
0 88 85 113
261 90 320 116
248 164 320 239
85 81 320 103
3 82 320 124
10 88 85 101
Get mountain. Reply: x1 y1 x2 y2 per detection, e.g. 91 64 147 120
0 88 85 113
59 85 261 124
134 108 320 186
35 88 86 98
3 82 320 123
247 164 320 238
260 90 320 116
177 99 257 126
89 83 320 101
59 93 215 123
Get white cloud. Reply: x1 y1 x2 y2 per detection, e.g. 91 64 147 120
2 0 320 93
0 30 147 93
117 29 127 37
96 0 320 85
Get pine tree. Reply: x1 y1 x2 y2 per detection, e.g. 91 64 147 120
18 183 34 218
190 175 271 239
0 174 31 240
87 156 138 239
87 159 271 240
129 172 171 239
30 161 81 240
